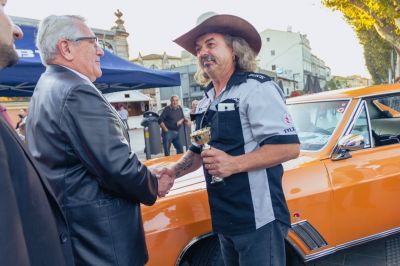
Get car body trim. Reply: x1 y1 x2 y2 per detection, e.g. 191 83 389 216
287 97 353 105
330 98 363 157
290 220 328 250
289 226 400 262
175 232 216 266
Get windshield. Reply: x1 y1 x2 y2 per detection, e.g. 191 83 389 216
287 100 349 151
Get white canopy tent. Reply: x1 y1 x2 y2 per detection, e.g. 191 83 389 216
104 90 151 103
104 90 152 129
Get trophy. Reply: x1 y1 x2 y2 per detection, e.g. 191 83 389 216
190 127 223 184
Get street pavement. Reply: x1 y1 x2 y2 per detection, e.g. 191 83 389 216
128 128 181 161
128 128 147 160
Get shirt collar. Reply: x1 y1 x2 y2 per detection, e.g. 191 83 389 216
59 65 94 85
204 70 248 99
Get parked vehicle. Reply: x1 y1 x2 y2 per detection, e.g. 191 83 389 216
143 84 400 265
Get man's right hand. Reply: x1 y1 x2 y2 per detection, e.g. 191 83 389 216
157 173 174 197
153 167 176 197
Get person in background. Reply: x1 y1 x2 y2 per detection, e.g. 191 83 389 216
189 99 199 131
159 95 189 156
0 103 13 127
159 12 300 266
26 14 173 266
15 108 27 130
16 115 26 141
191 99 199 114
118 104 129 130
0 1 74 265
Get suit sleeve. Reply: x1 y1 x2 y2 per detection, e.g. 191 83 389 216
61 85 157 205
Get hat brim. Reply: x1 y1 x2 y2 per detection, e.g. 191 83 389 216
174 14 261 56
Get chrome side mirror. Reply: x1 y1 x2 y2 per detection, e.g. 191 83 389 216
332 134 365 161
338 134 365 151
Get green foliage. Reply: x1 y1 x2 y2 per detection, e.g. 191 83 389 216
323 0 400 79
323 0 400 34
326 78 351 90
358 28 391 84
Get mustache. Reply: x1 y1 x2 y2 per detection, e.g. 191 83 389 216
200 54 216 66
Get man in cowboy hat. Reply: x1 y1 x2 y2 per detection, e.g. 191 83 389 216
159 12 300 265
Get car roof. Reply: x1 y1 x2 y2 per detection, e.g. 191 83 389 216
287 84 400 103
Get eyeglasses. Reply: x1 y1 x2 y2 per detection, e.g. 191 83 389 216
67 36 100 48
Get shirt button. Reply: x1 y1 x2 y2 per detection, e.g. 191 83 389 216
60 233 68 243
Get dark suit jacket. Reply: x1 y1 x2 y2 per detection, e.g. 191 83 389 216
26 65 158 266
0 116 74 266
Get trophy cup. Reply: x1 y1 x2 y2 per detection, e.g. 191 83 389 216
190 127 223 184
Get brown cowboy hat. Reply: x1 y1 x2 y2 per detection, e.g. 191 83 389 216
174 12 261 56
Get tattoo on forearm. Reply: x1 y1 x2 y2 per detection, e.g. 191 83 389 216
175 153 194 177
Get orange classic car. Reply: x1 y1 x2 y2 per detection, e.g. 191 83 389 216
143 84 400 265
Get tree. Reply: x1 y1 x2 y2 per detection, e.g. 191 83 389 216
323 0 400 78
358 28 392 84
326 77 350 90
326 78 340 90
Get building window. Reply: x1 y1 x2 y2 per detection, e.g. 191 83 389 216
271 50 275 56
266 37 270 42
272 65 276 71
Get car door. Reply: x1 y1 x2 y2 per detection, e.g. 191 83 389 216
324 96 400 246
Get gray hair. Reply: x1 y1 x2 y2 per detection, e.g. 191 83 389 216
170 95 179 101
194 34 257 87
36 15 86 65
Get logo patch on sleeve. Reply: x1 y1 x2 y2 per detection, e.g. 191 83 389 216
283 113 293 125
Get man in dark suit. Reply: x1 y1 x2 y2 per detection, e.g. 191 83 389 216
26 15 173 266
0 1 74 265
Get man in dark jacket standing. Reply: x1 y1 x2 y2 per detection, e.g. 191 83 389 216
0 1 74 265
26 15 172 266
159 95 189 156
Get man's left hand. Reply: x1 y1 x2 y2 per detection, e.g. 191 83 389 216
201 147 238 178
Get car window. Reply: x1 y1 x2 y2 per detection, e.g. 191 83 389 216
349 103 371 148
367 95 400 147
288 100 349 151
372 96 400 117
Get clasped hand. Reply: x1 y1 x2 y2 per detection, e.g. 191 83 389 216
151 167 175 197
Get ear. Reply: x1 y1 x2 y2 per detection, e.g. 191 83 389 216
57 39 74 61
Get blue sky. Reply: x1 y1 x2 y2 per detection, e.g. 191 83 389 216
7 0 369 77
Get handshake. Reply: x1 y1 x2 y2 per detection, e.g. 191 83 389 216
152 167 176 198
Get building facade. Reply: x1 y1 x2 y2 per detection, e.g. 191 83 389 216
258 28 331 95
11 11 130 60
132 52 182 70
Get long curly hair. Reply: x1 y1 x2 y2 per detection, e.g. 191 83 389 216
194 34 257 86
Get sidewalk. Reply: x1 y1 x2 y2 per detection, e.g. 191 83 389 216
129 128 181 161
128 128 146 160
